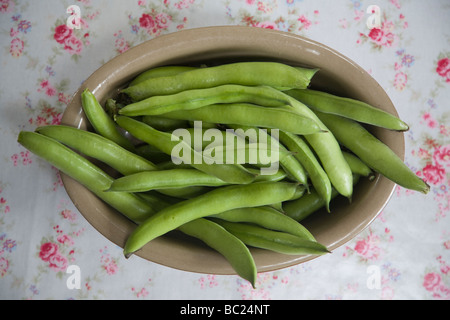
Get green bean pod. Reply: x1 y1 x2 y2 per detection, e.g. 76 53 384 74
285 89 409 131
121 62 318 101
250 168 287 182
342 151 374 179
35 125 157 175
141 115 189 132
283 96 354 199
129 65 198 86
228 124 308 185
161 103 323 135
135 144 172 164
115 116 256 184
158 161 286 182
81 89 135 151
119 84 288 116
315 111 430 194
210 206 316 241
123 181 304 256
135 191 180 212
213 220 329 256
279 131 332 211
107 168 230 192
17 131 155 224
180 126 293 177
178 218 257 288
156 186 212 199
284 175 360 222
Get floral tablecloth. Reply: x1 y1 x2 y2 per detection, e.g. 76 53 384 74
1 0 449 300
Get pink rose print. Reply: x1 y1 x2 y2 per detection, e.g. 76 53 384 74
393 72 407 91
368 24 395 47
99 246 119 275
434 145 450 167
131 286 149 298
423 272 450 299
103 260 118 275
39 242 69 272
0 0 14 13
27 104 62 127
436 57 450 83
354 234 381 261
63 35 83 55
174 0 195 10
368 27 384 45
298 15 312 31
0 192 10 214
39 79 57 97
54 24 73 44
11 150 32 167
255 21 278 30
421 112 438 129
0 257 9 278
155 12 171 29
139 13 156 30
421 163 446 185
57 234 74 246
444 241 450 250
60 209 77 222
137 11 173 36
39 242 59 262
53 24 84 55
10 37 24 57
48 253 68 272
359 19 398 49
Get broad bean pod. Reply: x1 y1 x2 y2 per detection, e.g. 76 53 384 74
123 181 304 256
81 89 135 151
141 115 189 132
161 103 323 135
178 218 257 288
157 161 287 183
155 186 213 199
278 131 332 211
342 152 374 179
135 144 172 164
115 116 256 184
282 95 354 199
285 88 409 131
35 125 157 175
107 168 230 192
247 167 287 182
212 220 329 256
228 124 308 186
129 65 198 86
17 131 155 224
315 111 430 194
135 191 180 212
119 84 289 116
210 206 315 241
180 127 292 167
284 175 360 222
121 62 318 101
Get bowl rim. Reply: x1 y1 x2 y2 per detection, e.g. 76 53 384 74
60 25 403 275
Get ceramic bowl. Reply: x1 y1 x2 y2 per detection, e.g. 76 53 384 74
60 26 403 274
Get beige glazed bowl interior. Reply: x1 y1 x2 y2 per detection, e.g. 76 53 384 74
60 26 404 275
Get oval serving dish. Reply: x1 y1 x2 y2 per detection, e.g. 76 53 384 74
60 26 403 274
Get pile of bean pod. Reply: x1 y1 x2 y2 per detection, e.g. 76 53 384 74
17 61 429 288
